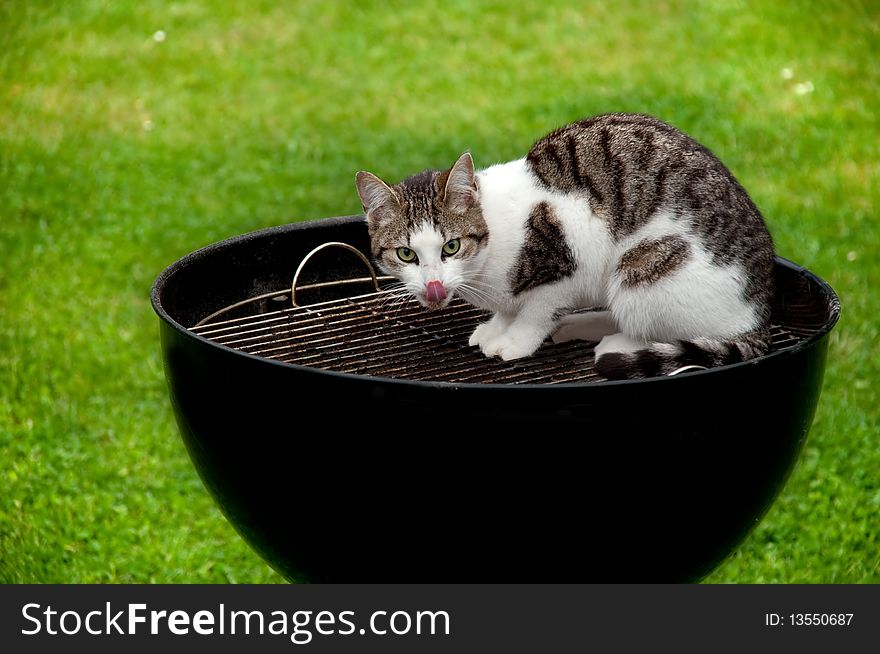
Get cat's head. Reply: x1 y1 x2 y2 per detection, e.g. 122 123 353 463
356 153 489 310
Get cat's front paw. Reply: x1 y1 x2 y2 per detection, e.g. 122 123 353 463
468 322 494 348
480 333 540 361
468 316 512 349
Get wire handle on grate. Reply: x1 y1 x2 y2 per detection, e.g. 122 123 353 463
192 241 393 328
291 242 383 307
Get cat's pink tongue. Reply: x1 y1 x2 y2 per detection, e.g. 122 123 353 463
425 280 447 303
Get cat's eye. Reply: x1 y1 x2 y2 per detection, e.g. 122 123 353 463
396 246 417 263
442 239 461 256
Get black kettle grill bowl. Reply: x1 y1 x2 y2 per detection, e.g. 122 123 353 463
151 215 839 582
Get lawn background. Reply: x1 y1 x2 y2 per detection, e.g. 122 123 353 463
1 0 877 583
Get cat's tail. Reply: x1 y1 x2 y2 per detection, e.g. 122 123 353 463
593 331 769 380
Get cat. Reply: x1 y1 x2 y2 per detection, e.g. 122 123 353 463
355 113 774 380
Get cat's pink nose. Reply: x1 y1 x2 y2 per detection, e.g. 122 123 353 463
425 280 447 303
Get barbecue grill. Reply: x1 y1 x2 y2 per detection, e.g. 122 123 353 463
151 214 839 582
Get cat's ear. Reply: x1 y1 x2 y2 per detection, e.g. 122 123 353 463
443 152 477 213
356 171 400 223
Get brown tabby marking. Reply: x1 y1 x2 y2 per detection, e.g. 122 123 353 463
510 202 576 295
617 235 690 287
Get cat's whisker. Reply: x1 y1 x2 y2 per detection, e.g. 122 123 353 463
393 285 423 311
457 282 500 307
457 276 501 298
379 287 407 301
382 292 412 313
376 285 406 300
460 288 495 305
377 287 411 312
394 293 415 313
461 277 499 291
460 278 500 295
378 293 406 308
446 273 490 298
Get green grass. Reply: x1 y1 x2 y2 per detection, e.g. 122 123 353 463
1 0 877 583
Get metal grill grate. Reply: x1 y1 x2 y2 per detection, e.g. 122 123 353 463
190 290 808 385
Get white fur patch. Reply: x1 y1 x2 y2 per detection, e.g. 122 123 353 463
408 225 445 280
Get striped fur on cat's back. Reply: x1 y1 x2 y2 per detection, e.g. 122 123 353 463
355 113 775 380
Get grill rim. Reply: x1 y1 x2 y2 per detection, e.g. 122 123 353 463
151 217 841 391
